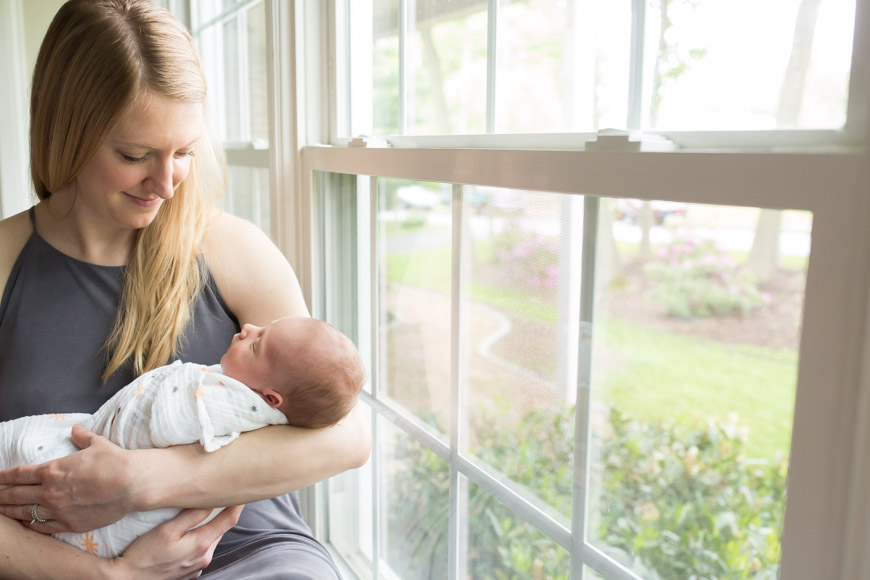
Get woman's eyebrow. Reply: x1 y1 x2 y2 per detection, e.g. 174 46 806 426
108 134 202 150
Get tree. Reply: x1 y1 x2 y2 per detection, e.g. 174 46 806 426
748 0 822 281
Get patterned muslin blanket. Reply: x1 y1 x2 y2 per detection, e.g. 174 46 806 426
0 361 288 558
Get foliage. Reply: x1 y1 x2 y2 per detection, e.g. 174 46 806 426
596 409 786 579
387 407 786 580
645 237 770 319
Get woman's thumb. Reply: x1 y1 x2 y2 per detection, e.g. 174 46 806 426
175 508 214 532
70 424 96 449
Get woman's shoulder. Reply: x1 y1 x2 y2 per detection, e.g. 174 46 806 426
201 210 309 325
0 209 35 303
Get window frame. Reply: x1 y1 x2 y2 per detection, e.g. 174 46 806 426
277 1 870 579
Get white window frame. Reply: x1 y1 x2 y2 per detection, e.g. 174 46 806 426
275 2 870 579
189 0 273 234
0 0 31 219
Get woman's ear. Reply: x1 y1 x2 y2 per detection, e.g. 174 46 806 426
263 389 284 408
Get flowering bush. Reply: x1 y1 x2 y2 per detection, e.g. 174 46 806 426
645 237 770 318
492 231 559 290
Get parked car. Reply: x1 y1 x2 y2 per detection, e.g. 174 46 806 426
613 198 687 225
396 185 439 209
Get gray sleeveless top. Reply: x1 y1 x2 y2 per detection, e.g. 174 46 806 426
0 208 339 579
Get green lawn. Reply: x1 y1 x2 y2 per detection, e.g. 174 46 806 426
386 246 797 460
596 318 796 459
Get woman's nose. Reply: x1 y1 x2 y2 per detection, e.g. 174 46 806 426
145 157 175 199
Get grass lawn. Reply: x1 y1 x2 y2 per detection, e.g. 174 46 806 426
597 318 796 460
387 245 797 461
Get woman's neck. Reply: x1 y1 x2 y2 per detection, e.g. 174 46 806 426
36 197 136 267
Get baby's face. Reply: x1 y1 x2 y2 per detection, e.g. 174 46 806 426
220 316 301 392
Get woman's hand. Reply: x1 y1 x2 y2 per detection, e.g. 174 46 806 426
0 424 137 533
106 506 243 580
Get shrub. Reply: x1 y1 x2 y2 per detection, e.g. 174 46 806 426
387 407 786 579
645 237 769 319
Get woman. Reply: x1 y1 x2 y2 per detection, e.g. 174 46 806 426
0 1 369 578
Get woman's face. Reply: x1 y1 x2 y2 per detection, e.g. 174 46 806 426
70 91 203 230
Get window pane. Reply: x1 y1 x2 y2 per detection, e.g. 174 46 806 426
382 419 449 579
463 186 578 522
405 1 487 134
465 477 570 579
373 0 400 135
641 0 855 130
220 17 243 141
247 2 269 144
378 179 452 427
588 200 807 578
355 0 856 135
496 0 630 132
225 166 270 236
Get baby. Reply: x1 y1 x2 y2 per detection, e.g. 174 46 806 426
0 316 365 558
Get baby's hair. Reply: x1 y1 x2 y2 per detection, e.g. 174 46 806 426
275 319 365 429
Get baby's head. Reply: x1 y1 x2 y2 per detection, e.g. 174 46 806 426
220 316 365 428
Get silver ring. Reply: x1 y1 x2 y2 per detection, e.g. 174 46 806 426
30 503 47 525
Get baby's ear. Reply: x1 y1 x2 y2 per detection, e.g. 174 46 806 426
263 389 283 408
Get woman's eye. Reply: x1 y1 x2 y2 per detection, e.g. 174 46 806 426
175 150 196 159
122 154 146 164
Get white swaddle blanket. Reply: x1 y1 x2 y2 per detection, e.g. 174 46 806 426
0 361 288 558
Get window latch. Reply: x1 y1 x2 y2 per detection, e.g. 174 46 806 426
348 135 391 148
585 129 675 152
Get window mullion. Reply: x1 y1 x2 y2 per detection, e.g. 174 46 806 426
570 195 599 580
237 10 251 142
448 183 470 580
626 0 646 130
486 0 499 134
369 175 382 579
398 0 408 134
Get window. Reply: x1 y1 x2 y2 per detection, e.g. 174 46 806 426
190 0 272 235
299 1 870 580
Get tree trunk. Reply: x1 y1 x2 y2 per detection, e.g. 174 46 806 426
748 0 821 281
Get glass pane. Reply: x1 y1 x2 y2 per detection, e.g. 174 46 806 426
382 419 449 579
225 165 270 236
378 179 452 429
356 0 855 135
405 1 487 134
588 200 808 578
496 0 630 132
373 0 400 135
247 2 269 144
465 478 570 579
463 186 578 523
220 17 243 141
642 0 855 130
192 0 247 26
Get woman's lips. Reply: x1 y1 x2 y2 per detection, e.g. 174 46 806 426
123 192 162 208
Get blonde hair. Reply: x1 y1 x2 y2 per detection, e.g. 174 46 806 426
30 0 226 381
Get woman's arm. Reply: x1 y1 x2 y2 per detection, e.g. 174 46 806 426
0 506 242 580
134 402 370 511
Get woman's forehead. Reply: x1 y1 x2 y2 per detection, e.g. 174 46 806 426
109 92 203 150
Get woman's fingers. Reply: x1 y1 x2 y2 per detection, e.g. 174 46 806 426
112 506 244 579
0 463 42 487
0 431 136 533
